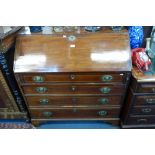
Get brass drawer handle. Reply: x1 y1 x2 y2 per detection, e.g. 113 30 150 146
100 87 111 94
70 74 75 80
152 88 155 93
98 110 108 116
137 118 148 123
101 75 113 82
40 99 49 105
35 87 47 93
32 76 44 83
99 98 109 104
141 108 152 113
42 111 53 117
146 98 155 104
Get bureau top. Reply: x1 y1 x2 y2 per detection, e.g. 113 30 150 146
14 28 132 73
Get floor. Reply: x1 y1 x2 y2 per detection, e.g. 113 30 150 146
38 121 119 129
0 119 119 129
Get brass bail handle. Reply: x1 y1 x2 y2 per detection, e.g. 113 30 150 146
99 98 109 104
142 108 152 113
33 76 44 82
101 75 113 82
36 87 47 93
146 98 155 104
100 87 111 94
42 111 53 117
98 110 108 116
40 99 49 105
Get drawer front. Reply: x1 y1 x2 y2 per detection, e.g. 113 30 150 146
26 96 122 107
20 73 124 83
138 83 155 93
30 108 120 119
22 84 124 95
135 95 155 106
131 106 155 115
126 116 155 125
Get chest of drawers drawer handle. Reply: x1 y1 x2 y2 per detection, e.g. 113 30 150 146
141 108 152 113
100 87 111 94
32 76 44 83
97 110 108 116
35 87 47 93
70 74 75 80
146 98 155 104
99 98 109 104
137 118 148 123
40 99 49 105
101 75 113 82
42 111 53 117
152 88 155 93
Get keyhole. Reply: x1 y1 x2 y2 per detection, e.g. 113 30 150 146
70 74 75 80
71 86 76 91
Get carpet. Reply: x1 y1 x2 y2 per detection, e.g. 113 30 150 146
0 123 35 129
0 120 35 129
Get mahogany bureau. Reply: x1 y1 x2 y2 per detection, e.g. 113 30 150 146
122 67 155 128
14 28 132 127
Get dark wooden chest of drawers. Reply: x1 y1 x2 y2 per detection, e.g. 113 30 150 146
121 67 155 128
14 27 132 127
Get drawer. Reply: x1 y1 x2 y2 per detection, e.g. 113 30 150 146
22 84 124 95
138 83 155 93
30 107 120 119
19 73 125 83
131 106 155 115
135 95 155 106
26 95 122 107
126 116 155 125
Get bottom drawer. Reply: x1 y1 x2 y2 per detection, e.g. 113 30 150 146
131 106 155 115
30 107 120 119
126 116 155 125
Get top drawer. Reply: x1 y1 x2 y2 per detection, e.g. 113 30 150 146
137 83 155 94
18 73 125 84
